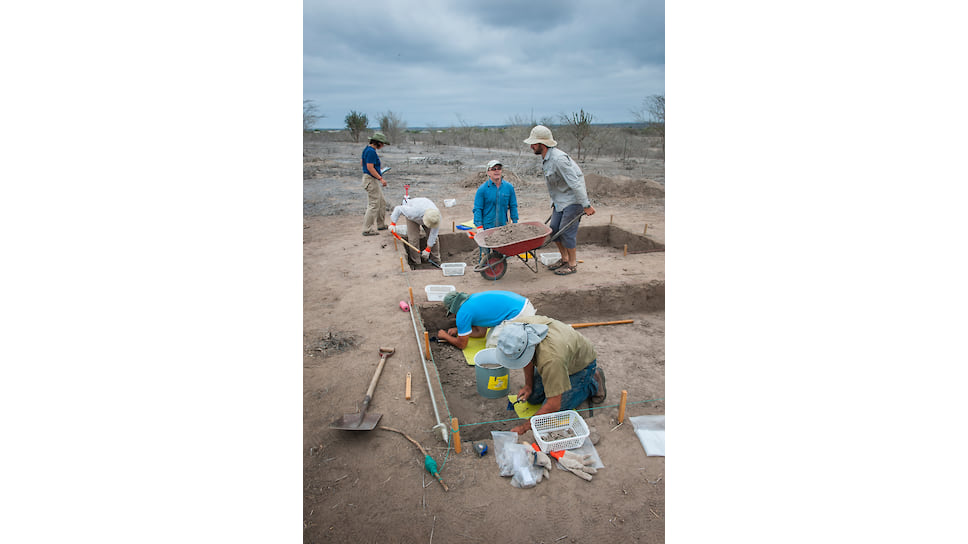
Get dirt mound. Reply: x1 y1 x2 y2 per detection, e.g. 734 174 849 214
456 169 527 189
585 173 664 198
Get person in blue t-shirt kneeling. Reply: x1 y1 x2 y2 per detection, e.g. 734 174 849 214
436 290 535 350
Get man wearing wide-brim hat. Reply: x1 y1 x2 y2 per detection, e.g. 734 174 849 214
476 315 607 435
361 132 390 236
523 125 597 276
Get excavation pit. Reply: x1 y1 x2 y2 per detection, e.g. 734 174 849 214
420 282 665 442
436 224 663 266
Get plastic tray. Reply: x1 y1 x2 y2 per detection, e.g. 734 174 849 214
441 262 466 276
425 284 455 301
539 252 561 266
531 410 589 452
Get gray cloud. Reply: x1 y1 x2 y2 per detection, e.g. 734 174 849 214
304 0 664 128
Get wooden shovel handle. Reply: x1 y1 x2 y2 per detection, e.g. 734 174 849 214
363 350 393 400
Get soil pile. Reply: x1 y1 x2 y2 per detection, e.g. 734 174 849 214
482 223 548 246
457 170 527 189
585 173 665 198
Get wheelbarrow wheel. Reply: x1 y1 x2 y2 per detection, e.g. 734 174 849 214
479 254 507 281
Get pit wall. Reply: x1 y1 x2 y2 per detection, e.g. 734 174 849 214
437 224 664 258
418 281 664 333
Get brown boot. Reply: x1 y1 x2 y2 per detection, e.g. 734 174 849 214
591 367 606 404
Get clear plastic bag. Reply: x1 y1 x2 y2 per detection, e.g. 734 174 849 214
490 431 542 488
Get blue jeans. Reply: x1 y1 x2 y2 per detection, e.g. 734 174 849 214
526 360 600 410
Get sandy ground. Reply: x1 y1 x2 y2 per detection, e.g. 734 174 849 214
303 136 665 543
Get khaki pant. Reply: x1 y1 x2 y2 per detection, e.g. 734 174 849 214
361 175 387 233
405 216 440 265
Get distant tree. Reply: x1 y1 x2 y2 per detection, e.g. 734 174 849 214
559 109 594 161
345 110 368 143
303 99 323 132
505 114 532 128
378 110 407 145
632 94 664 154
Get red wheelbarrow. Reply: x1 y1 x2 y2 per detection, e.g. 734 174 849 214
471 214 585 280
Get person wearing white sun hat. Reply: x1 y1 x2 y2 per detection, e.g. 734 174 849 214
524 125 597 276
388 196 441 265
476 315 607 436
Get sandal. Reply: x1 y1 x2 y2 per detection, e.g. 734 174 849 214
546 259 566 270
554 264 577 275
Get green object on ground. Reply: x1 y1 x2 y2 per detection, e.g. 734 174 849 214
424 455 439 475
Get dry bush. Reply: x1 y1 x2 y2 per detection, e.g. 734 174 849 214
311 124 659 162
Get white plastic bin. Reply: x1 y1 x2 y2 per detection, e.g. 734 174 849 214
539 252 561 266
441 263 466 276
425 285 456 301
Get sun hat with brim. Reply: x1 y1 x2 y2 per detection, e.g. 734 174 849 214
474 321 549 370
443 291 469 315
422 208 441 228
523 125 556 147
370 132 389 144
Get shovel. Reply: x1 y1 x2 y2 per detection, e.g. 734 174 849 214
330 347 395 431
391 231 442 268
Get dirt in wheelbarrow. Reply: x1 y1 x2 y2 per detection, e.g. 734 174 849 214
304 137 665 543
481 222 549 247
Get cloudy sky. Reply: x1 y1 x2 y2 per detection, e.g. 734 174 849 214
304 0 664 128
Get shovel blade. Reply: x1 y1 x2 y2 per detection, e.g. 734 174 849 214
329 412 383 431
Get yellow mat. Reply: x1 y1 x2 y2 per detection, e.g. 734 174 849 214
461 335 487 366
507 394 542 419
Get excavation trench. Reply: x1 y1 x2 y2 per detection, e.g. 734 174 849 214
405 223 664 271
418 281 665 442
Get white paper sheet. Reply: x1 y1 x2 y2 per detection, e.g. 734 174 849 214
630 415 665 456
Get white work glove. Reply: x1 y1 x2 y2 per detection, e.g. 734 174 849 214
421 248 431 261
530 449 552 482
559 450 597 481
388 223 397 234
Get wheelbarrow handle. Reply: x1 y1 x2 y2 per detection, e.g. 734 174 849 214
547 211 588 243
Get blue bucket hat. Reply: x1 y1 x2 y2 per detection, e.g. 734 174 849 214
474 321 549 370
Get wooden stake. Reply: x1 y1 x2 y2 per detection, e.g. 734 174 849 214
452 221 455 232
570 319 634 328
405 372 412 400
424 331 431 359
610 214 613 224
644 223 648 235
400 256 405 272
624 244 628 257
393 236 397 251
451 417 462 454
618 390 629 423
409 287 414 306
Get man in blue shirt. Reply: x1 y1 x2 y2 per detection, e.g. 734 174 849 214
473 159 519 265
436 290 536 350
361 132 389 236
473 159 519 230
